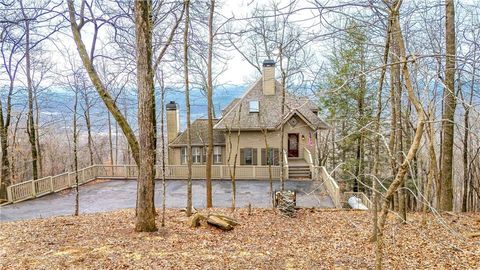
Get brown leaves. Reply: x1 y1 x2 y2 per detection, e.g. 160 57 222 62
0 209 479 269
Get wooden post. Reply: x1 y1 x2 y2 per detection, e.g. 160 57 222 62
6 186 12 203
31 180 36 198
49 176 54 192
125 165 128 178
253 166 256 179
68 172 73 187
220 165 223 179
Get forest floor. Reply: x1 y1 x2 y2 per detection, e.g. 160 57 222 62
0 208 479 269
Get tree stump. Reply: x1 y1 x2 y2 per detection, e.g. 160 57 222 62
274 190 297 217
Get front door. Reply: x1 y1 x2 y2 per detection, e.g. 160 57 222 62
288 133 299 157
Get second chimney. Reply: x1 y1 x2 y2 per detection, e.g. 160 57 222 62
262 59 275 96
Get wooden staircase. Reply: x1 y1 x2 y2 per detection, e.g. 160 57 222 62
288 165 311 179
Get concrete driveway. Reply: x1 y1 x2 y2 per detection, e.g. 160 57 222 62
0 179 333 222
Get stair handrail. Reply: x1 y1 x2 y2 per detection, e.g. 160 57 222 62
303 147 315 178
316 166 342 208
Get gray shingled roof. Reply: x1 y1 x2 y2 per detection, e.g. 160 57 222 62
214 79 329 130
221 98 240 116
169 119 225 146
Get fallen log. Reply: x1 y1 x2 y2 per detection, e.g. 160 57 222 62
207 215 233 231
209 213 240 226
467 232 480 239
189 213 206 228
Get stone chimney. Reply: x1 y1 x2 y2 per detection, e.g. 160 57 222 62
262 59 275 96
166 101 179 143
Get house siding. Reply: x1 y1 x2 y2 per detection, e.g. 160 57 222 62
168 145 227 165
225 116 317 166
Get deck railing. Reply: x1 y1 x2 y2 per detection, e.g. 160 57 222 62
5 164 285 204
315 166 342 208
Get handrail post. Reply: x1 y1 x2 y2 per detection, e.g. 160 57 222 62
31 180 36 198
124 165 128 178
6 186 12 203
68 172 73 187
49 176 54 192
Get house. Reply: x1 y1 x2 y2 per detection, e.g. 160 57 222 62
166 60 329 179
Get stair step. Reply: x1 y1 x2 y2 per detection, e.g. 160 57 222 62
289 175 311 179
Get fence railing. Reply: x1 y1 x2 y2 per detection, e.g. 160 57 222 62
5 164 286 204
6 165 98 204
315 166 342 208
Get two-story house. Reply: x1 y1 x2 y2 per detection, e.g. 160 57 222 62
166 60 329 179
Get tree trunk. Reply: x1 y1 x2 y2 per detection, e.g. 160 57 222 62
183 0 193 217
34 89 43 178
205 0 215 208
0 99 10 199
462 60 475 212
158 72 167 227
279 50 286 190
108 112 114 165
73 87 79 216
83 88 94 166
375 4 426 268
262 128 274 209
134 0 157 232
371 17 392 241
20 0 38 180
439 0 456 211
354 47 367 193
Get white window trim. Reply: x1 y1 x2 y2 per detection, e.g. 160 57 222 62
249 100 259 113
244 148 253 165
181 147 187 164
213 146 222 164
192 147 201 164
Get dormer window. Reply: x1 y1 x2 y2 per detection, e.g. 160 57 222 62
249 100 259 113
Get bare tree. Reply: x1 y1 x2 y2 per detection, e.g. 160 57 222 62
134 0 157 232
67 0 140 165
375 1 427 268
439 0 456 211
205 0 215 209
183 0 193 217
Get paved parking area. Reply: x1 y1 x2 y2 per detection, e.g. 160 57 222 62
0 179 333 222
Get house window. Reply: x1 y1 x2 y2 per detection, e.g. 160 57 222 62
192 147 202 164
240 148 257 165
261 148 279 165
214 146 222 164
181 147 187 164
249 100 259 113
